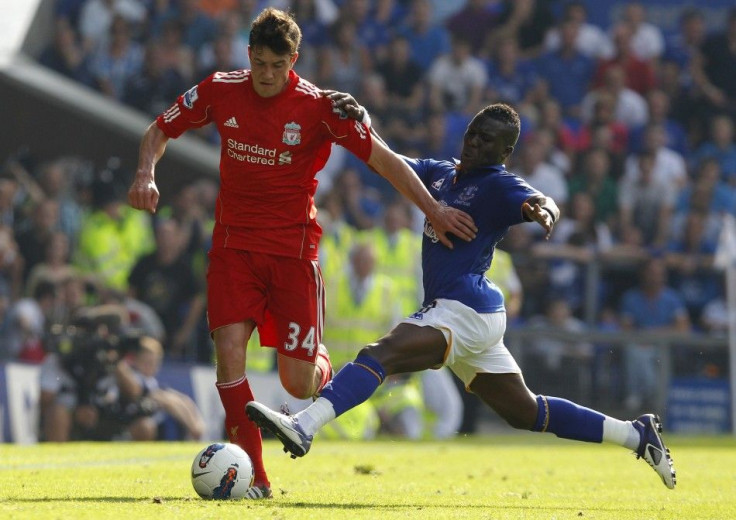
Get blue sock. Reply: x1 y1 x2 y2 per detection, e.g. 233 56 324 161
319 355 386 417
532 395 605 443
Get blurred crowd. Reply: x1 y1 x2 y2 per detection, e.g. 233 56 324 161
1 0 735 439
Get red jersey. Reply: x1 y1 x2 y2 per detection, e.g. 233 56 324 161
156 69 373 260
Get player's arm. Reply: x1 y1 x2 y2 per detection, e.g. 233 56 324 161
323 90 477 248
128 122 168 214
367 135 476 248
522 194 559 240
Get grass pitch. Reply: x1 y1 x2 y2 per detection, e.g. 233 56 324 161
1 434 735 520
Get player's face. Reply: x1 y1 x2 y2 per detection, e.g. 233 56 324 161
460 115 514 169
248 46 297 98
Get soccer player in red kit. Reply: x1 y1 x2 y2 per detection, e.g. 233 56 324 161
127 7 476 499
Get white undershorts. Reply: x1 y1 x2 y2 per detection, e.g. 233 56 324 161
401 298 520 387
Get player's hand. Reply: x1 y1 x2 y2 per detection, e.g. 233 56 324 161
128 174 159 214
522 202 554 240
322 89 365 122
428 205 477 249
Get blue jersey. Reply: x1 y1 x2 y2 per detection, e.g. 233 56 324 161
405 157 541 313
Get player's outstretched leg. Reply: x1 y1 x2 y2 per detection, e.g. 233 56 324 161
246 401 313 458
633 413 676 489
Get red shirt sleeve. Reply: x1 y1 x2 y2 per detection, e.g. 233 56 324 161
318 97 373 163
155 75 214 138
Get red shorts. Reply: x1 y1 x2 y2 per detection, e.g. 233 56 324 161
206 248 324 362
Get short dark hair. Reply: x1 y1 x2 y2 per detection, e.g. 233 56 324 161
250 7 301 55
478 103 521 147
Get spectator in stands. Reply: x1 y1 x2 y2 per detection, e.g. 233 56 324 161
496 0 555 57
375 35 425 120
618 151 674 250
0 280 10 359
153 19 196 84
196 33 241 80
330 168 383 231
89 16 145 100
532 191 614 316
39 307 165 442
700 284 729 338
38 18 95 88
619 2 664 61
5 280 56 363
323 240 401 371
535 98 578 159
317 17 370 95
524 296 593 404
577 91 630 158
427 35 487 115
665 211 720 324
672 158 732 246
78 0 147 52
317 189 357 280
74 170 155 291
0 225 24 301
693 8 736 116
514 135 568 213
568 147 619 227
582 64 648 130
127 219 205 360
501 224 549 317
619 257 691 411
25 231 75 299
155 183 209 264
399 0 451 72
124 43 188 117
118 336 206 440
594 22 656 97
484 35 540 108
360 199 422 317
445 0 506 56
691 114 736 185
543 1 613 60
198 12 250 76
15 199 60 283
289 0 339 79
622 123 688 194
415 111 463 161
36 159 87 247
663 8 706 86
340 0 391 61
533 126 571 178
535 18 595 119
150 0 217 54
629 89 688 157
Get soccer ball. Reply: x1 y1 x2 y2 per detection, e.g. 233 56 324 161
191 443 255 500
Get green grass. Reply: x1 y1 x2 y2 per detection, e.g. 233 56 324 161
1 434 736 519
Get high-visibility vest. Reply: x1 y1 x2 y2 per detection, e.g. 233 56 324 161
319 400 380 441
486 248 517 301
75 207 155 290
319 221 356 281
245 329 276 373
323 271 400 370
359 228 422 316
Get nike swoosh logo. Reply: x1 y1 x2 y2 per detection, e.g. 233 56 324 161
192 471 211 478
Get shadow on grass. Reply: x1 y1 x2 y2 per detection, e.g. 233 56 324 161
4 497 639 512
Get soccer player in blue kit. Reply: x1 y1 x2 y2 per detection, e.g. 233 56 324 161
247 99 676 489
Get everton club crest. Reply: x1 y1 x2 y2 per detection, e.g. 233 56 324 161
282 122 301 145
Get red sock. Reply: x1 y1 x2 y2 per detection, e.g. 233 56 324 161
216 376 269 488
